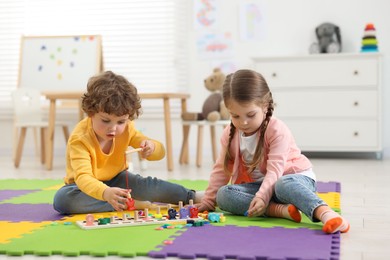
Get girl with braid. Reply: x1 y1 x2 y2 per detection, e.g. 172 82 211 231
196 69 349 234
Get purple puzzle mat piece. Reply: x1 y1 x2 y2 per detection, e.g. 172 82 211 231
149 225 340 260
0 203 64 222
0 190 38 202
316 181 341 193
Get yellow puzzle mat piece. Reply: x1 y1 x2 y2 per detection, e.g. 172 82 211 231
318 192 340 209
43 184 64 191
0 221 51 243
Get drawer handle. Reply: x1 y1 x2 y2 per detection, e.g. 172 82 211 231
272 72 277 78
353 101 359 106
353 70 359 76
353 131 359 137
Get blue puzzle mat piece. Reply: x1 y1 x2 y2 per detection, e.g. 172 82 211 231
149 225 340 260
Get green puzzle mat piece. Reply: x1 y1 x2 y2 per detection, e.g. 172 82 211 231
212 211 323 229
0 179 63 190
0 222 178 257
168 179 208 190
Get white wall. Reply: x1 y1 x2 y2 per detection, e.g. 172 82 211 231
185 0 390 158
2 0 389 162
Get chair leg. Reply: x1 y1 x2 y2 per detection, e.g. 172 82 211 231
210 125 217 162
196 125 204 168
63 126 70 142
33 127 39 158
13 127 19 161
14 127 27 168
179 124 191 164
40 127 46 164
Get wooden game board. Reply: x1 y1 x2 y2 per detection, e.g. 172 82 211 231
76 213 205 230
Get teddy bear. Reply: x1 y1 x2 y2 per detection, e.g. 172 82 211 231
181 68 230 122
309 22 342 54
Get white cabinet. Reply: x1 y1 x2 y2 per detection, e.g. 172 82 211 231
252 53 382 157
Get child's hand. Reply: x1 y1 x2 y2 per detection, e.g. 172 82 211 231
247 197 266 217
195 202 215 212
139 140 155 159
102 187 129 211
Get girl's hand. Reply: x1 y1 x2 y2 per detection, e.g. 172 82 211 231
139 140 155 159
247 197 267 217
195 202 215 212
103 187 129 211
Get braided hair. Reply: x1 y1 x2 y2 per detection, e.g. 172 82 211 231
222 69 274 175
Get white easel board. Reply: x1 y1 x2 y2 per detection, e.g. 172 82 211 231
18 35 103 91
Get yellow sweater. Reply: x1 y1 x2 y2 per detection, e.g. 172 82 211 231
64 117 165 201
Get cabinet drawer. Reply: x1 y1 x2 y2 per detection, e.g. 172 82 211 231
273 90 378 118
255 56 378 89
283 119 380 150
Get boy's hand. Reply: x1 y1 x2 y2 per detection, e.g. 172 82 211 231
103 187 129 211
139 140 155 159
247 197 266 217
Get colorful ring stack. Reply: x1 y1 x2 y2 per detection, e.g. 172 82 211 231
361 23 378 52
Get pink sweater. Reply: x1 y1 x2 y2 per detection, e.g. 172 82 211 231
201 117 312 210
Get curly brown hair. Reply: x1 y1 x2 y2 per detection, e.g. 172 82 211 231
82 71 142 120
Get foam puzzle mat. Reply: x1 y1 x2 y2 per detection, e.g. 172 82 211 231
0 179 342 259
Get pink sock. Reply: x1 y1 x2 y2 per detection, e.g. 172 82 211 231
320 210 350 234
266 203 301 223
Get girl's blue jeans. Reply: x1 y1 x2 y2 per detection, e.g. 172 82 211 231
216 174 326 221
53 171 196 214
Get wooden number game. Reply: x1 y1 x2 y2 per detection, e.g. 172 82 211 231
75 204 219 230
76 213 202 230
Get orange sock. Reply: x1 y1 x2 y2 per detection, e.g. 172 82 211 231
266 202 301 223
320 210 350 234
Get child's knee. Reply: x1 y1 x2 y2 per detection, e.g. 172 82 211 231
275 175 293 191
216 185 230 206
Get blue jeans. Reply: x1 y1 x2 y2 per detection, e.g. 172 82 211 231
216 174 326 221
53 171 195 214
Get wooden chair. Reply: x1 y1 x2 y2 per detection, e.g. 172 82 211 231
179 120 230 167
12 88 70 168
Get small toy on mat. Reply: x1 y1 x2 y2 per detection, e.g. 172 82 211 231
126 189 136 210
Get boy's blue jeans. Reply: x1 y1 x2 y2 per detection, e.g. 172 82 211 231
216 174 326 221
53 171 196 214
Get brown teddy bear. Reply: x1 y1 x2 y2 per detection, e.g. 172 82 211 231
182 68 230 122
